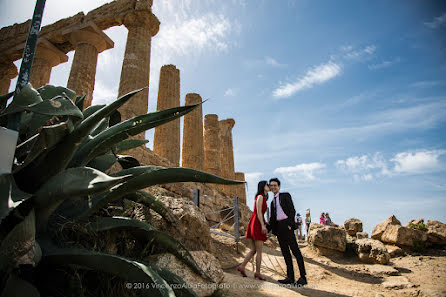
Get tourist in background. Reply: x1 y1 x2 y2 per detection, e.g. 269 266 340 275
320 212 326 225
325 213 332 226
237 181 269 281
305 211 311 241
295 213 303 240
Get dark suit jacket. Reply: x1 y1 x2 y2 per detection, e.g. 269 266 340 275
268 192 297 235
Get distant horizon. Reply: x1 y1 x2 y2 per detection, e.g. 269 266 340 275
1 0 445 234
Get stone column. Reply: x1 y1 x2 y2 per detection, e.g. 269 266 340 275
204 114 221 176
153 65 180 165
29 40 68 88
65 23 114 109
234 172 246 205
0 61 17 94
219 119 236 196
118 8 160 140
182 93 204 170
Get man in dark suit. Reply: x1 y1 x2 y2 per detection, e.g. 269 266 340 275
267 177 307 286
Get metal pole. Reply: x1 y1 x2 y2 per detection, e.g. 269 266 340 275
193 189 200 207
233 196 240 246
8 0 46 131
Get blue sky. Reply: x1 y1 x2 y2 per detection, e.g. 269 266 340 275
1 0 445 233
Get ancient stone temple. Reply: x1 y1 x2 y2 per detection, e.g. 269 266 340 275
204 114 221 176
219 119 236 196
182 93 204 170
153 65 181 166
0 0 247 207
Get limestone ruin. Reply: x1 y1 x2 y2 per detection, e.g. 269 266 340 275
0 0 248 223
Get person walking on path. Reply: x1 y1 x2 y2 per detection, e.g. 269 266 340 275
237 181 269 280
320 212 326 225
295 213 303 240
305 211 311 241
267 178 307 286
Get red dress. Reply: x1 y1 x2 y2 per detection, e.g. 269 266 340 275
245 194 267 241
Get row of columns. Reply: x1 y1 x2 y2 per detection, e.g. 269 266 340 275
0 10 158 113
151 64 246 204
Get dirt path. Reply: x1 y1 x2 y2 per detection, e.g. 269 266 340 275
211 234 446 297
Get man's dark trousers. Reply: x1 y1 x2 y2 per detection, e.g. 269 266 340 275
276 220 306 280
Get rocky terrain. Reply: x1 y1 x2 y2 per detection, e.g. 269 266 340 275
141 186 446 297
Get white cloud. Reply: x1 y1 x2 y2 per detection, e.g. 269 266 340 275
265 56 285 67
273 61 341 98
274 162 326 182
224 88 236 96
336 150 446 182
336 153 390 181
424 13 446 29
91 80 118 105
392 150 446 174
368 57 400 70
343 45 376 60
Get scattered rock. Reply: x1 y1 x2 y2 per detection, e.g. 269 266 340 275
309 223 346 252
354 238 391 264
357 232 369 239
367 265 400 277
148 251 224 297
381 224 427 247
344 218 363 236
382 276 412 289
372 215 401 241
406 218 424 227
150 195 212 251
385 245 405 258
425 220 446 246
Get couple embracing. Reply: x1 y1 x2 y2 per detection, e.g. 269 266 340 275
237 178 307 287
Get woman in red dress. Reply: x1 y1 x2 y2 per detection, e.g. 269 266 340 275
237 180 269 280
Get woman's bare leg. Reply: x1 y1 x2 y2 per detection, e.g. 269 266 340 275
240 239 256 269
254 240 263 274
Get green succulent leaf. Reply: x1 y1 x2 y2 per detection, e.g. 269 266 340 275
114 139 149 154
34 167 133 234
14 119 75 173
148 265 198 297
83 166 243 218
86 154 117 172
91 216 156 234
82 104 104 119
109 110 121 127
1 84 42 116
2 96 83 119
39 240 175 297
144 230 213 282
74 95 86 110
71 103 200 167
90 216 210 282
13 88 143 192
0 208 35 273
0 174 32 225
37 85 75 101
117 155 140 169
124 190 177 224
0 274 41 297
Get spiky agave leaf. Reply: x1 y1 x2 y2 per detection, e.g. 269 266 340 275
70 103 202 167
114 139 149 154
89 217 212 282
0 174 32 225
124 190 178 224
82 166 244 218
37 85 75 101
1 273 41 297
13 88 143 193
39 240 175 297
33 167 134 234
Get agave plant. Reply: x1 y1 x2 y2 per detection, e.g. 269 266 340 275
0 84 243 297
